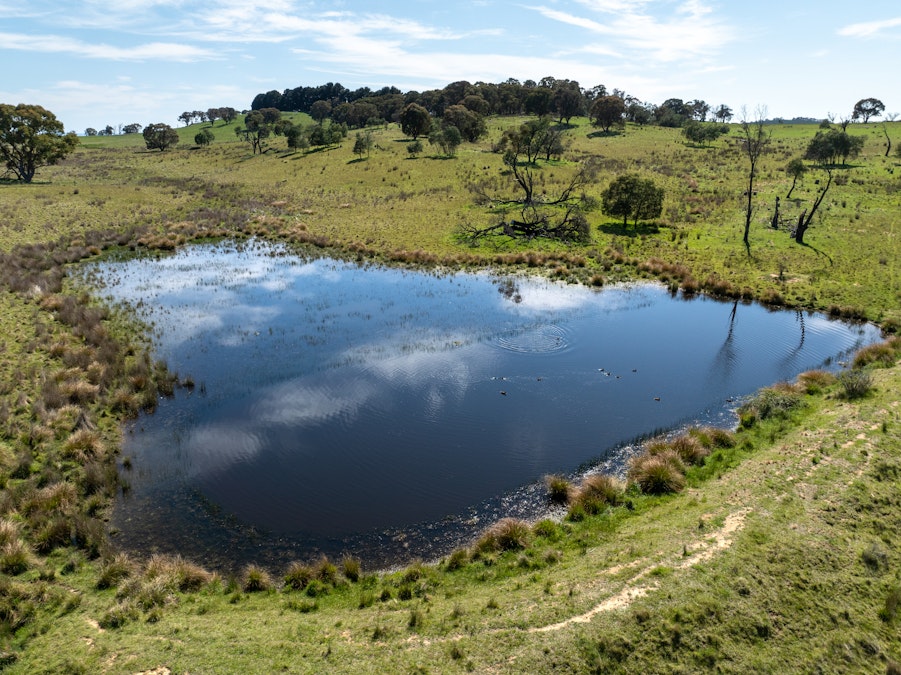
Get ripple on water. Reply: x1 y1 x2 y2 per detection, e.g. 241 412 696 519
493 323 570 354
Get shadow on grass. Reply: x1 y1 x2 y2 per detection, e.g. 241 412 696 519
597 220 660 237
587 130 624 139
795 240 834 265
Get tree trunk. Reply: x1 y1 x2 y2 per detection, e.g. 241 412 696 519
794 210 808 244
771 196 780 229
786 177 797 199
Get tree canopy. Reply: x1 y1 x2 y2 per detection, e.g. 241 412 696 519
0 103 78 182
142 123 179 151
601 174 665 226
400 103 432 139
852 98 885 124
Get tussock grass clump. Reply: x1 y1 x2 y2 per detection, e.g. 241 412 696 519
61 429 104 461
474 518 532 554
0 540 32 575
569 474 625 518
669 435 710 466
96 552 136 590
444 548 469 571
738 383 803 426
544 474 572 504
241 564 272 593
853 338 901 369
284 561 315 590
628 452 686 495
98 600 139 629
341 556 361 582
837 369 872 400
796 369 836 394
144 554 211 592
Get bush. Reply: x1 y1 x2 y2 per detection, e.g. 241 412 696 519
837 369 872 399
628 453 686 495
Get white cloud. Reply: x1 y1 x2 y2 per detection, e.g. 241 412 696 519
0 31 218 61
529 0 734 63
838 16 901 38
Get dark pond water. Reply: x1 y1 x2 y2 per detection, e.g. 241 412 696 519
81 240 880 571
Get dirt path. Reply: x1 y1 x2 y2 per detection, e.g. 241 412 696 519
532 508 750 633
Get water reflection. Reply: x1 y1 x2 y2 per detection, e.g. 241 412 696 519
80 241 881 570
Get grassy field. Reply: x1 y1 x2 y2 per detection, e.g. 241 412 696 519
0 114 899 672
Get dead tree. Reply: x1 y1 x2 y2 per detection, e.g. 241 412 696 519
794 169 832 245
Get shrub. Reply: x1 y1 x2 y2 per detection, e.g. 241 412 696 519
544 474 572 504
669 435 709 466
837 369 872 399
241 564 272 592
145 554 210 592
628 453 686 495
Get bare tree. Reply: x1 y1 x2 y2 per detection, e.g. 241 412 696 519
737 106 771 249
793 168 832 245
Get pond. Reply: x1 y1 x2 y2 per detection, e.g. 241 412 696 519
80 240 880 570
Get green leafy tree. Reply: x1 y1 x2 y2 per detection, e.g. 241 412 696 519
400 103 431 139
785 158 807 198
553 85 584 125
285 124 308 153
601 174 665 226
851 98 884 124
407 139 423 158
310 100 332 123
713 104 733 123
681 120 728 146
441 105 485 142
429 125 462 156
352 130 373 159
0 103 78 182
194 128 214 147
235 110 280 154
804 129 865 165
143 123 180 151
590 96 625 133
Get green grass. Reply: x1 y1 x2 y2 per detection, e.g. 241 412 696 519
0 114 899 672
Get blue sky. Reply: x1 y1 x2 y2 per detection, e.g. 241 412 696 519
1 1 898 134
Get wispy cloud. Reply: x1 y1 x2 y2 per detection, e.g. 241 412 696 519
0 32 218 61
838 16 901 38
530 0 734 62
